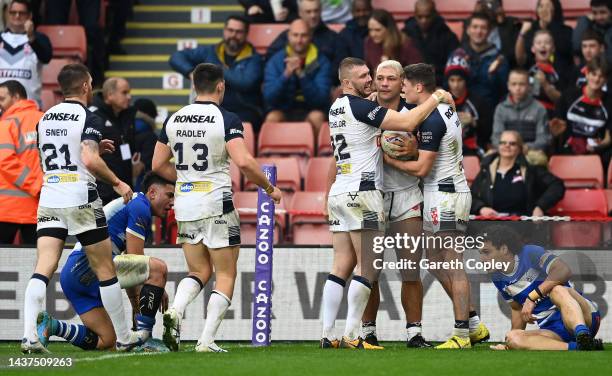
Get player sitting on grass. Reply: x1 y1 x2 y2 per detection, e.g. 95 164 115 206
480 225 603 351
36 173 175 351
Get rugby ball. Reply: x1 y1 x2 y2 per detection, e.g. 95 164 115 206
380 131 418 161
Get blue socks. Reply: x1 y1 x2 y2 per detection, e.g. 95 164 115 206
574 324 590 337
54 320 98 350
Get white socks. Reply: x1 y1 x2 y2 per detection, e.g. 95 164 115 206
321 274 345 340
343 276 371 340
99 277 131 344
172 276 203 318
469 312 481 333
23 275 48 341
199 290 231 345
406 323 422 341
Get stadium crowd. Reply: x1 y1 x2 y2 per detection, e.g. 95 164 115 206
1 0 612 246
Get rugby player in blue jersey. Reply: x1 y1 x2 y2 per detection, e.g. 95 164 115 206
35 173 174 351
480 225 602 351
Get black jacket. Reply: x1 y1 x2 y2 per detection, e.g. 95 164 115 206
90 93 137 204
461 16 521 68
339 19 368 60
470 153 565 215
404 15 459 86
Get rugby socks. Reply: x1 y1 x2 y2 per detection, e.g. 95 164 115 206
23 274 48 341
343 276 372 340
172 276 203 318
199 290 231 345
54 320 98 350
453 320 470 338
99 277 131 344
136 284 165 332
468 310 481 334
574 324 590 337
568 342 578 351
321 274 345 339
406 322 423 341
362 321 377 338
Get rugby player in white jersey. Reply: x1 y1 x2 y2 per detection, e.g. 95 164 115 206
152 63 281 353
384 63 488 349
320 57 454 349
22 63 142 353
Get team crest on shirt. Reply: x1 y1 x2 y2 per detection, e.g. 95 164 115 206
430 207 439 226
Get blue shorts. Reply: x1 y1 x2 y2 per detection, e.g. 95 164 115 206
539 309 601 342
60 250 103 316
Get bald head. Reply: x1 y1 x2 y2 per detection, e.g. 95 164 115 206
102 77 131 114
288 19 311 54
414 0 436 31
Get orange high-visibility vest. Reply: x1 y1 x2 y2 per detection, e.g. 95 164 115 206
0 100 43 224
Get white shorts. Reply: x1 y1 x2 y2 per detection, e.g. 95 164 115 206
115 254 151 289
423 191 471 233
177 210 241 249
37 198 108 245
328 190 384 232
383 187 423 223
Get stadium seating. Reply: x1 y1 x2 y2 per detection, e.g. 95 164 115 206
550 189 608 217
258 122 315 158
37 25 87 62
372 0 414 19
233 191 285 244
317 122 333 156
289 191 331 245
447 21 464 41
607 161 612 188
230 161 241 192
605 189 612 215
548 155 604 189
41 89 61 111
242 122 255 156
305 157 334 192
561 0 590 18
42 58 72 92
248 24 288 54
245 157 302 191
462 155 480 186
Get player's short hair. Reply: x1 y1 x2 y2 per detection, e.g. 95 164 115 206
586 53 609 77
57 63 90 97
581 28 605 45
0 80 27 99
509 68 529 80
403 63 436 93
467 12 491 28
142 172 174 194
192 63 224 94
338 57 367 81
9 0 32 13
481 225 524 255
225 15 249 32
376 60 404 79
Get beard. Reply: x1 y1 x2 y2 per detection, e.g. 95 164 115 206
225 38 241 53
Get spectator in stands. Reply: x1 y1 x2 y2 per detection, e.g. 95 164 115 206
515 0 573 69
471 130 565 217
550 55 611 167
403 0 459 86
169 15 264 130
572 0 612 63
46 0 105 87
492 69 549 158
263 19 331 136
445 54 492 156
90 77 143 205
107 0 133 55
0 0 51 107
321 0 351 24
133 98 158 192
571 28 608 90
240 0 298 24
0 80 42 244
449 12 509 107
339 0 372 60
365 9 422 71
266 0 347 85
527 30 568 117
465 0 522 68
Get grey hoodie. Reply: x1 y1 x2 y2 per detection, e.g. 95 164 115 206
492 95 550 151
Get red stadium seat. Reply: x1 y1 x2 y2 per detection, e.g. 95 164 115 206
562 0 590 18
245 157 302 191
230 161 241 192
433 0 479 19
502 0 536 18
462 156 480 186
248 24 288 54
607 160 612 188
42 58 72 91
318 122 333 156
233 191 285 244
550 189 608 217
605 189 612 215
258 122 314 158
41 89 61 111
549 155 604 189
372 0 415 19
289 191 331 245
305 157 334 192
37 25 87 61
447 21 464 41
242 122 255 156
292 223 332 245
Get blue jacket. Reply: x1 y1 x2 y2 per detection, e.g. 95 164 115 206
169 42 264 124
339 19 368 59
263 44 331 112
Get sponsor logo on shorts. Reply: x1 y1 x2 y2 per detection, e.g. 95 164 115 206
214 219 227 224
347 192 359 201
346 202 360 208
78 204 91 210
430 208 439 226
45 174 79 184
177 232 195 240
37 216 59 223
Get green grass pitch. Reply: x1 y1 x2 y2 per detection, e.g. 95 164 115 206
1 342 611 376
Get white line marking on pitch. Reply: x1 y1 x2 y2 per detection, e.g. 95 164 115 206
75 352 170 362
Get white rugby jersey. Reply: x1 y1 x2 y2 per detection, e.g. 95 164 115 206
382 99 419 193
0 32 42 104
418 103 469 193
38 101 105 208
159 101 244 221
328 94 388 196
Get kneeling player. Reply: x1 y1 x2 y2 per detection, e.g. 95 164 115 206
480 226 602 351
37 173 174 351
